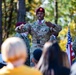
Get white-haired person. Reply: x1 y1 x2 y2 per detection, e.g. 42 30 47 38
0 37 42 75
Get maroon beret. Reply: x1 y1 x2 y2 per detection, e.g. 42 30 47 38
16 22 26 27
36 7 45 14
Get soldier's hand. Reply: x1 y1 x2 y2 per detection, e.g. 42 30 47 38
19 24 24 29
45 22 55 28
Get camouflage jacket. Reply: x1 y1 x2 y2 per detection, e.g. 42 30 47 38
15 33 30 51
15 20 62 49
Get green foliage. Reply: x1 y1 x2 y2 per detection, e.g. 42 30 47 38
44 0 76 27
42 0 76 51
1 0 76 50
2 0 17 39
59 22 76 51
26 0 41 21
2 0 42 40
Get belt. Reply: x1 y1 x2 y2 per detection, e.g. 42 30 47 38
37 39 40 44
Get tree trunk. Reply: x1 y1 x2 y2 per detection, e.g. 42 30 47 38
0 0 2 49
54 0 58 24
17 0 26 22
7 0 14 37
17 0 30 66
3 0 7 39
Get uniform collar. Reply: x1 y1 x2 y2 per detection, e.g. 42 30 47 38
37 19 45 24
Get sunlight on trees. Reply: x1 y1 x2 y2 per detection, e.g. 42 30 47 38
1 0 76 50
58 22 76 51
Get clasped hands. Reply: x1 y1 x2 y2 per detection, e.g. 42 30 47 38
15 24 24 31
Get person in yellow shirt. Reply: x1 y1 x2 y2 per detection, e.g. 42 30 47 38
0 37 42 75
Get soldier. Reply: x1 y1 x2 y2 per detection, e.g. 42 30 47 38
15 22 30 66
15 7 62 66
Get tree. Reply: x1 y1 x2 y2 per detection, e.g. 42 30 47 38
54 0 58 24
42 0 76 51
0 0 2 49
7 0 14 37
1 0 41 40
59 22 76 51
2 0 14 38
17 0 26 22
25 0 41 22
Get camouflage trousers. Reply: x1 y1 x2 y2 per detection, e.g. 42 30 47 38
30 43 42 66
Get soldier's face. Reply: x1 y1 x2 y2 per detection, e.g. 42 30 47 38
36 12 45 20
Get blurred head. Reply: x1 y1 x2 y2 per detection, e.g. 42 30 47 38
44 43 59 66
1 37 27 64
50 42 63 65
39 42 62 71
36 42 53 69
32 49 42 64
39 43 60 74
36 7 45 20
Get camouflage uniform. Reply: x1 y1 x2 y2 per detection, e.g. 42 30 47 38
16 20 62 50
15 32 30 66
15 20 62 66
15 22 31 66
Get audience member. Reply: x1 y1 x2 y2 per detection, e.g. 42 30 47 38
0 37 42 75
15 22 30 66
32 49 42 67
37 42 70 75
53 42 70 68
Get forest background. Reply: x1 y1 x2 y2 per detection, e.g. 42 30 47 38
0 0 76 51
